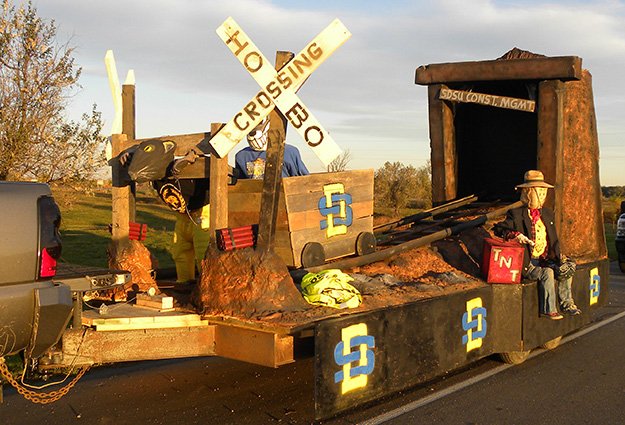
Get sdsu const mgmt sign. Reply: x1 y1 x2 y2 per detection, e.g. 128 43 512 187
211 17 351 166
439 87 536 113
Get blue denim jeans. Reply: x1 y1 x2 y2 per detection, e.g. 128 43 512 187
525 261 574 314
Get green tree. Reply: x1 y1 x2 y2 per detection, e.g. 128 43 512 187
0 0 105 182
374 161 432 216
413 159 432 208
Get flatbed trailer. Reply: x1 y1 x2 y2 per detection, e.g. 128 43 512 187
48 255 608 419
4 48 610 421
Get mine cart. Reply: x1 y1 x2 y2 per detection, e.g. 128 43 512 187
227 170 375 268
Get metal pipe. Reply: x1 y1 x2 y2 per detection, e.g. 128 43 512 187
302 200 523 273
373 194 478 234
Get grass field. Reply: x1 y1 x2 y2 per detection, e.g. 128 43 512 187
54 187 176 269
53 188 620 268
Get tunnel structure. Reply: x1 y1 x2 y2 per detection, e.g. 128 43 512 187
415 48 606 263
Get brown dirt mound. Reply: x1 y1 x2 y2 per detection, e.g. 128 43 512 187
106 240 159 301
192 246 309 319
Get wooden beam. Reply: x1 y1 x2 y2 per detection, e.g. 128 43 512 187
415 56 582 85
209 123 229 247
121 84 136 139
256 128 286 253
60 327 215 365
428 84 457 204
214 324 294 368
256 51 294 253
111 133 130 243
120 132 212 156
537 80 562 210
122 84 136 222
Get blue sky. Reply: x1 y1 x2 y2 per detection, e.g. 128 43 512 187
33 0 625 185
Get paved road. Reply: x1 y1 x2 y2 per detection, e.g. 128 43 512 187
1 264 624 425
343 261 625 425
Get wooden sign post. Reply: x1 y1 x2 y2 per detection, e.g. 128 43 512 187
106 51 136 243
256 51 292 252
211 17 350 167
212 18 351 253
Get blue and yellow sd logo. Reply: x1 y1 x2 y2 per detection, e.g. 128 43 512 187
318 183 353 238
334 323 375 395
589 267 600 305
462 297 487 352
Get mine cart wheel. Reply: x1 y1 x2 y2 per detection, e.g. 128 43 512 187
301 242 325 268
540 336 562 350
499 350 530 365
356 232 376 256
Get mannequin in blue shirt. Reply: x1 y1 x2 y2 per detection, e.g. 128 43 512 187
235 118 309 179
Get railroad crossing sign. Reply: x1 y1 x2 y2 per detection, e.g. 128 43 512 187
210 17 351 166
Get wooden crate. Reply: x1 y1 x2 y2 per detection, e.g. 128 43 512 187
228 169 374 267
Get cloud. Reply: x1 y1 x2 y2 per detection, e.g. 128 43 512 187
32 0 625 182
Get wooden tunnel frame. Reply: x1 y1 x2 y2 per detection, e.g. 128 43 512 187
415 53 607 264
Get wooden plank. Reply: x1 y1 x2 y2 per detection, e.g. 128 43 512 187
122 84 136 221
442 86 457 202
122 84 136 139
174 156 210 179
209 123 229 246
111 133 130 243
286 200 373 232
61 327 215 365
256 51 292 253
283 183 373 214
214 324 294 367
415 56 582 85
428 84 445 204
228 211 289 229
439 87 536 112
227 192 262 211
256 126 285 254
228 179 264 194
82 310 205 325
136 293 174 310
89 321 208 332
281 170 373 196
120 132 212 156
537 80 561 210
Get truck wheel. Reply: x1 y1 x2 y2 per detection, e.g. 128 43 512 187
499 350 530 364
301 242 325 268
356 232 376 256
540 336 562 350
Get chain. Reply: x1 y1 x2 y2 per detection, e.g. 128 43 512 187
0 358 90 404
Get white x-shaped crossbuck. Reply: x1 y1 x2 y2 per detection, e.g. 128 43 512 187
210 17 351 166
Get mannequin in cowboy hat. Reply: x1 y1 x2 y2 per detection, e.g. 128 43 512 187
495 170 580 320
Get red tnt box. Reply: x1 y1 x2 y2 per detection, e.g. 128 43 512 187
482 238 524 284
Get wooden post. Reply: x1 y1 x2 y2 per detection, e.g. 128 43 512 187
122 84 137 222
111 133 130 243
537 79 563 211
428 84 457 205
209 123 229 248
256 51 293 253
553 83 566 236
